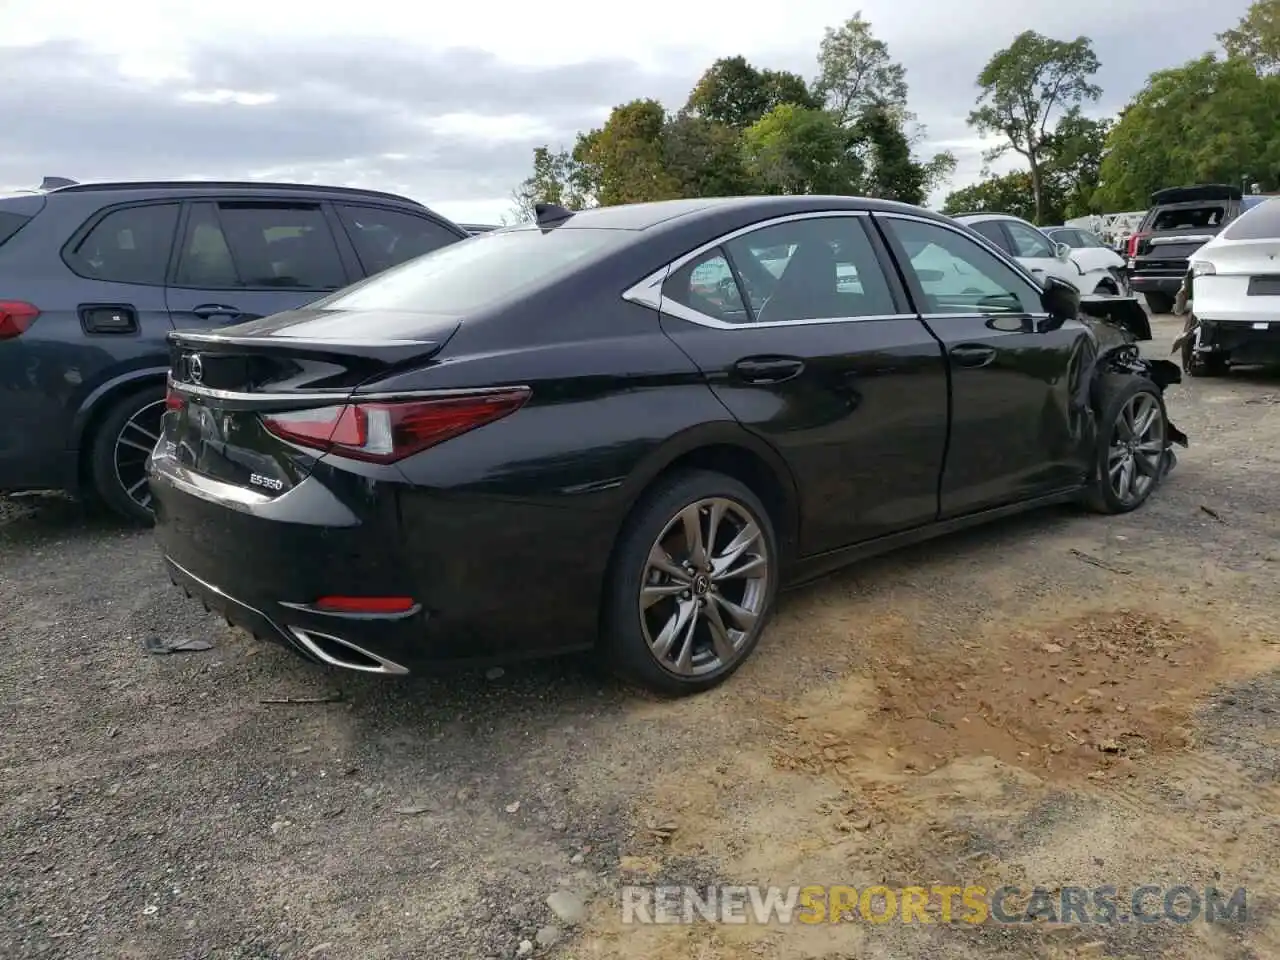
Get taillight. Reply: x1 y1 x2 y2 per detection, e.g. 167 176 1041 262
0 300 39 340
164 384 187 411
1126 233 1147 257
260 388 531 463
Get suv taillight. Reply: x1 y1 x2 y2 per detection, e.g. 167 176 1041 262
1126 233 1147 258
0 301 39 340
260 388 532 464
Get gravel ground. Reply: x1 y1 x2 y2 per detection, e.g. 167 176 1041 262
2 314 1278 960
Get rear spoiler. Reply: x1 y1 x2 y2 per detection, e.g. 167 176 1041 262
1150 184 1241 205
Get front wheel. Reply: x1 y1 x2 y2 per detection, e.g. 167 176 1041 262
601 470 778 696
1086 376 1170 515
88 385 166 525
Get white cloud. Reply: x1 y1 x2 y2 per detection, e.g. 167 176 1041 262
0 0 1258 220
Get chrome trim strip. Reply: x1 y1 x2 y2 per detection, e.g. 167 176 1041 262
148 453 272 508
278 600 423 621
167 377 532 407
623 206 1052 330
1151 235 1213 245
168 556 267 615
287 627 410 676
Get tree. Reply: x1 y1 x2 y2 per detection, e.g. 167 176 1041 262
1093 54 1280 210
1042 112 1112 218
812 12 908 123
811 12 954 203
661 115 752 197
968 31 1102 223
572 100 683 206
941 171 1038 221
510 147 588 222
1220 0 1280 74
742 104 863 196
685 56 819 129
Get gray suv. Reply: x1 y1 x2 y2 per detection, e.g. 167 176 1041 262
0 178 468 522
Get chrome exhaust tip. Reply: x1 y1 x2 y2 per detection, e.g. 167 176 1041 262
287 627 410 676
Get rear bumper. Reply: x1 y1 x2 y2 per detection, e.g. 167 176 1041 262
147 448 607 674
1197 318 1280 364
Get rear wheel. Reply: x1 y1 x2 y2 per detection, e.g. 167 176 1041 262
88 385 166 525
601 470 778 696
1144 291 1175 314
1086 376 1169 515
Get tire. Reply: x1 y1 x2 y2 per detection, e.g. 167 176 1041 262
1144 291 1174 314
1085 375 1170 515
88 384 167 525
601 469 779 696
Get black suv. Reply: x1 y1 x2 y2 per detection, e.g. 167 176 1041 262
0 179 468 522
1127 184 1271 313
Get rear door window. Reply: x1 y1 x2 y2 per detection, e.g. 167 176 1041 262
173 202 348 291
335 205 462 276
64 203 181 284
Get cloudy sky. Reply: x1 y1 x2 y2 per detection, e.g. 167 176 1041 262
0 0 1255 224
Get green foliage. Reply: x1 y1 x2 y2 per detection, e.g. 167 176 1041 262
941 171 1039 221
968 31 1102 223
1219 0 1280 75
1093 54 1280 210
511 13 953 217
685 56 819 129
742 105 862 195
812 13 908 123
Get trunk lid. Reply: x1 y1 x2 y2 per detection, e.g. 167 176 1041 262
159 308 461 496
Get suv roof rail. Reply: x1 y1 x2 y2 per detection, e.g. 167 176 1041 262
48 179 425 206
949 211 1001 219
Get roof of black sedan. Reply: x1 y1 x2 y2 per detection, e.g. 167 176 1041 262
533 195 940 232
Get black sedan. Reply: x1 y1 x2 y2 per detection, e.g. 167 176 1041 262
148 196 1186 695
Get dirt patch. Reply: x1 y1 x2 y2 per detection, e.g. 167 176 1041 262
774 608 1231 784
577 593 1280 960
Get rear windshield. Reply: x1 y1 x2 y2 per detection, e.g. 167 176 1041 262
1150 205 1226 231
1224 198 1280 241
316 227 630 315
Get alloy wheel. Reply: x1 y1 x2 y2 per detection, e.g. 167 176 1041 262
1107 391 1165 506
638 497 770 677
113 399 165 513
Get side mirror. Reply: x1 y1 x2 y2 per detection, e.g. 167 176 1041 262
1040 275 1079 323
1053 241 1072 262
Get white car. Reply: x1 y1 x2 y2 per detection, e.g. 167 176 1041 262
1043 226 1130 277
1179 196 1280 375
954 213 1127 296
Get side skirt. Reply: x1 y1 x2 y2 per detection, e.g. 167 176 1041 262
784 487 1086 589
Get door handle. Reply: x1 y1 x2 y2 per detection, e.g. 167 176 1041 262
949 344 998 368
733 357 805 384
191 304 244 321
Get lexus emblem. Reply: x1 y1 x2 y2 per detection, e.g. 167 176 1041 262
188 354 204 384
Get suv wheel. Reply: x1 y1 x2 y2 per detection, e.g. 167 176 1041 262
1144 291 1175 314
89 385 166 525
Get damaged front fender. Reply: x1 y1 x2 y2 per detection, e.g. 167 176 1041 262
1085 340 1189 450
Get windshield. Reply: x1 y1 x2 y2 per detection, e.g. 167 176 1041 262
316 227 629 314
